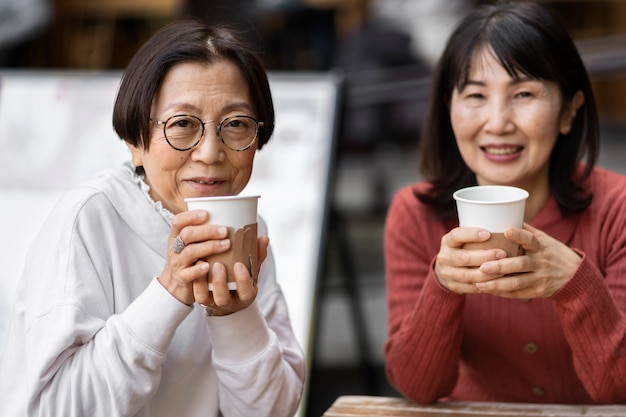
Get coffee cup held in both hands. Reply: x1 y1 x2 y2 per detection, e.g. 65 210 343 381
185 195 260 290
453 185 529 257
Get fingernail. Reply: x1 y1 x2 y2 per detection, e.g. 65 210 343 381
217 226 228 235
478 231 490 240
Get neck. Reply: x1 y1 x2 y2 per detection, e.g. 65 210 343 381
523 181 551 221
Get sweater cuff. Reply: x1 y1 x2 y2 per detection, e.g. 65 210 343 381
551 252 598 303
207 300 271 363
428 256 467 299
120 277 193 354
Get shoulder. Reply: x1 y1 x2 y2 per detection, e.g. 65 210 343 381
48 165 134 220
586 166 626 204
35 164 150 244
386 182 451 232
389 183 424 208
588 165 626 184
387 182 437 218
577 167 626 235
384 183 451 262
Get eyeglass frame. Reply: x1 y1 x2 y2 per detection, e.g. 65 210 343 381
150 114 264 152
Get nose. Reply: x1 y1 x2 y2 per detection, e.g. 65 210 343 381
190 126 225 163
484 99 515 134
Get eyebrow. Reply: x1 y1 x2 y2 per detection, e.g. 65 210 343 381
463 75 536 88
162 101 254 115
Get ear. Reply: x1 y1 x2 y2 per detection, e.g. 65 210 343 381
559 90 585 135
125 141 144 167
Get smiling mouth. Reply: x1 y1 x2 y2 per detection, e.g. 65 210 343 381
191 179 219 185
482 146 523 155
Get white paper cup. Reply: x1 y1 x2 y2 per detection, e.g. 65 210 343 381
453 186 528 257
185 195 260 290
453 185 528 231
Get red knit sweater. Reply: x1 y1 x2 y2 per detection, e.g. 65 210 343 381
384 166 626 404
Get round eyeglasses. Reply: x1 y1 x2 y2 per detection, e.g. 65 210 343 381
151 114 264 152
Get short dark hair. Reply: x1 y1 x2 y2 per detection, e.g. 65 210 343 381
417 1 599 218
113 19 275 151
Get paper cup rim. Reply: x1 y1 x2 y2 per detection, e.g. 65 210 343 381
184 195 260 203
453 185 529 205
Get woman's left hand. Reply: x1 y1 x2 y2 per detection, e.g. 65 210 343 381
194 235 270 316
473 223 582 298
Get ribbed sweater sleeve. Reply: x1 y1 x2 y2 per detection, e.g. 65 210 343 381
546 166 626 403
384 186 464 403
552 256 626 403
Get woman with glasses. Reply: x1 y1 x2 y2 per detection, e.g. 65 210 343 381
0 20 304 416
384 1 626 405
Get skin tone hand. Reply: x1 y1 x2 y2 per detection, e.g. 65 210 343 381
159 209 229 305
159 209 269 315
434 223 581 299
196 234 269 317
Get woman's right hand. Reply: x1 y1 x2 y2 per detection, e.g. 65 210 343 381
434 226 508 294
158 209 231 305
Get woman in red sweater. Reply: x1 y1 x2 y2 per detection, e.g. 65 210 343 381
384 1 626 405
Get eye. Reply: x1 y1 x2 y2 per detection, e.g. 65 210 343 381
515 91 533 99
168 115 200 131
164 115 203 144
223 116 254 130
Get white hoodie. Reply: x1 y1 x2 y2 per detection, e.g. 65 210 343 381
0 162 305 417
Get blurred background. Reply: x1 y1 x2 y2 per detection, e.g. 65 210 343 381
1 0 625 415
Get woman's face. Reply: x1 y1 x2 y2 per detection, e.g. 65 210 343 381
450 47 579 193
128 60 258 214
